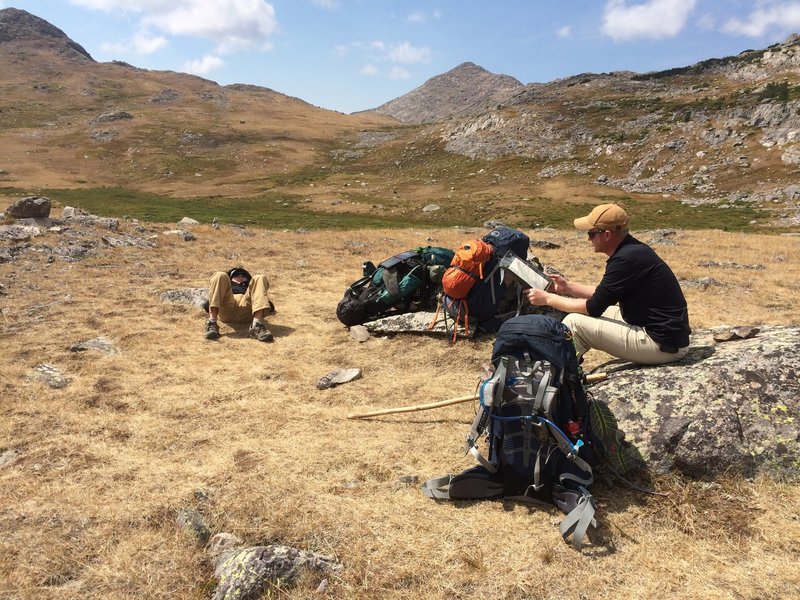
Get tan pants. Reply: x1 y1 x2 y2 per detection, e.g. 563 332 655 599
208 272 273 324
563 306 688 365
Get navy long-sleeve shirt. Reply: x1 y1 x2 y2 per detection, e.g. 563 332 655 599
586 235 690 348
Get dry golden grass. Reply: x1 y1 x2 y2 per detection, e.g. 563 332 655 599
1 223 799 599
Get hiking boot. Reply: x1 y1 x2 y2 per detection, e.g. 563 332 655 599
205 319 220 340
249 321 274 342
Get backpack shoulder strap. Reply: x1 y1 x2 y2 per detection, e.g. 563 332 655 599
421 475 455 499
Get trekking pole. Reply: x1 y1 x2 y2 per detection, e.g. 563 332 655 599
346 394 478 419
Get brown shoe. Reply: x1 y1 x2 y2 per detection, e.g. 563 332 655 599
205 320 220 340
249 322 274 342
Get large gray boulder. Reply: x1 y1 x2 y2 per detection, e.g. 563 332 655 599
6 196 51 218
589 326 800 480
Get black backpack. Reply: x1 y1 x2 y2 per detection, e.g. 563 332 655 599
422 315 606 549
336 247 454 327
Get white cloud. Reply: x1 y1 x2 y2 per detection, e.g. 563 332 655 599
722 2 800 37
70 1 277 54
602 0 697 41
337 40 429 79
100 30 168 55
310 0 339 9
184 54 225 75
696 13 716 32
405 9 442 24
389 66 411 80
335 40 429 65
557 25 571 38
388 42 431 65
132 31 169 54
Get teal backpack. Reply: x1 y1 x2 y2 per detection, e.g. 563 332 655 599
336 246 454 326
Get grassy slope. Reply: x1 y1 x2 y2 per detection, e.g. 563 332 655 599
0 47 795 235
1 221 799 599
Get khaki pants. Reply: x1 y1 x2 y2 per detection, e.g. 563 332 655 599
208 272 273 324
563 306 688 365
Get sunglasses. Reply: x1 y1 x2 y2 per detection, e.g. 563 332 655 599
587 230 605 239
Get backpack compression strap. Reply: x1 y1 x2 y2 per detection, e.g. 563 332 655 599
557 486 597 550
463 362 507 474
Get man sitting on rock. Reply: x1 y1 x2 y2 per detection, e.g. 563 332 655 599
525 203 690 365
205 266 275 342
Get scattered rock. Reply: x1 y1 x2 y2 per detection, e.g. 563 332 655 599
712 326 760 343
0 224 42 241
681 276 724 289
317 368 362 390
483 220 506 228
178 217 199 225
64 213 119 230
29 364 71 389
163 229 196 241
0 449 18 468
89 111 133 125
176 508 211 544
206 533 341 600
349 325 370 342
422 203 441 212
151 88 179 104
530 239 561 250
101 234 154 249
61 206 89 219
160 288 209 310
698 260 765 270
397 475 419 487
69 336 120 355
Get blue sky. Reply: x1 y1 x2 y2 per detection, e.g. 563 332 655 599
3 1 800 114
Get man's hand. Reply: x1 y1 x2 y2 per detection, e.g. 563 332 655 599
526 288 550 306
548 273 569 294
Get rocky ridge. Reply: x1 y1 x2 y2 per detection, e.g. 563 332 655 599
367 37 800 225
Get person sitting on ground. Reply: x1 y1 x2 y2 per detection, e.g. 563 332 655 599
525 203 690 365
205 266 275 342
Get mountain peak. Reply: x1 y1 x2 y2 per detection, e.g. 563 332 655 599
370 62 523 124
0 7 93 60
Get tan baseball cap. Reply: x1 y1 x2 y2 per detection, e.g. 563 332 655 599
573 203 629 231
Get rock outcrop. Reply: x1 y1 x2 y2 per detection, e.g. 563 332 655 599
589 326 800 481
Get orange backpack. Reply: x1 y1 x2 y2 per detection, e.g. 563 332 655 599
440 239 494 299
